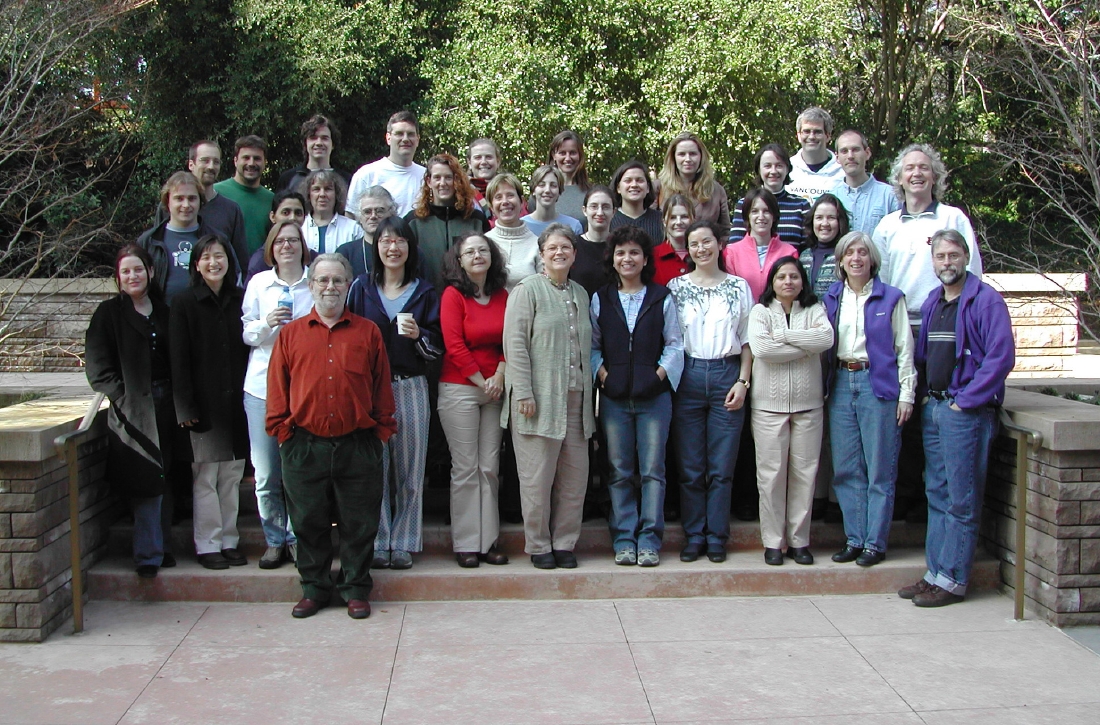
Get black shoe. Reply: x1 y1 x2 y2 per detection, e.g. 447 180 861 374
197 553 230 570
136 565 158 579
787 546 814 565
680 542 704 562
706 545 727 563
764 548 784 566
531 552 557 569
160 552 177 568
831 545 863 563
552 550 578 568
221 548 247 566
856 549 886 567
811 498 827 521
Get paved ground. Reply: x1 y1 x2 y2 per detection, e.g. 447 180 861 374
1 592 1098 724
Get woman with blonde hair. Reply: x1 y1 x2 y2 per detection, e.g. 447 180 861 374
653 193 696 285
485 173 540 290
658 133 730 237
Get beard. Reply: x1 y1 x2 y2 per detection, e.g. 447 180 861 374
937 267 965 286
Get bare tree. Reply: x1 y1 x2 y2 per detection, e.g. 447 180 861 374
0 0 143 369
956 0 1100 340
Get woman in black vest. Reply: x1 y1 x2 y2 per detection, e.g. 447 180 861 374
590 226 684 567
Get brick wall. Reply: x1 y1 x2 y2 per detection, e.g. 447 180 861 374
0 279 116 373
0 398 119 641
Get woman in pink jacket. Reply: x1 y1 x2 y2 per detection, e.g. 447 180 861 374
722 187 796 301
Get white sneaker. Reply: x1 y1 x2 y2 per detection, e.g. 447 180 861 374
637 550 660 567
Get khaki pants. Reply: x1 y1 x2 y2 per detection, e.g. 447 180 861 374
753 408 823 549
513 391 589 555
438 383 504 553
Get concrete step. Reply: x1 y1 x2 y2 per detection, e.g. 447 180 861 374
86 547 1000 603
107 516 931 559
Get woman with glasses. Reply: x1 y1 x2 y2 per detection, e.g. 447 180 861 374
241 220 314 569
439 233 511 567
347 217 442 571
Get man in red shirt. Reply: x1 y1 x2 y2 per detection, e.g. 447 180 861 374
266 253 397 619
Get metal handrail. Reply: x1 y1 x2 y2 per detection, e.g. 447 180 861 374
998 407 1043 621
53 392 106 634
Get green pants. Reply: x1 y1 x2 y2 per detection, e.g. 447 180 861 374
280 428 383 603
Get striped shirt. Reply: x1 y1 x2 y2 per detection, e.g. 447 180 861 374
729 189 810 248
924 294 959 393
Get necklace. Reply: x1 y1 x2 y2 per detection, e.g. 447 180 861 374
543 273 570 291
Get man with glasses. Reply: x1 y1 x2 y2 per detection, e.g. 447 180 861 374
786 107 845 203
266 254 397 620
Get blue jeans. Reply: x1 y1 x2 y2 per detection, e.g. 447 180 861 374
829 369 902 553
244 393 295 547
602 392 672 552
673 357 745 546
921 396 998 595
131 495 164 567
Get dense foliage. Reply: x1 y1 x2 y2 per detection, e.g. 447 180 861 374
2 0 1097 301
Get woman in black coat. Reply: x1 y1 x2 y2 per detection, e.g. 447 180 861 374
169 234 250 570
85 245 176 578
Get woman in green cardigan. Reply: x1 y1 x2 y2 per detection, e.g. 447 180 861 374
502 223 597 570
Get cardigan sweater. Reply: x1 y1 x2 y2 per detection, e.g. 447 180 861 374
501 274 596 440
723 235 798 302
748 299 834 414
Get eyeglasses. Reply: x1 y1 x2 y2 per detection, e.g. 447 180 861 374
378 237 408 249
312 276 348 287
460 247 491 259
543 244 574 255
360 207 389 218
273 237 300 248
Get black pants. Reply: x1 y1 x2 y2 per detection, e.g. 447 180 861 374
281 428 383 603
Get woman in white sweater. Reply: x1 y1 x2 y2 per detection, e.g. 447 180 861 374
485 173 540 291
748 256 834 566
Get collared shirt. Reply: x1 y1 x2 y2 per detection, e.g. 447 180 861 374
830 175 901 235
872 201 982 321
241 268 314 399
925 292 960 393
265 307 397 443
589 289 684 391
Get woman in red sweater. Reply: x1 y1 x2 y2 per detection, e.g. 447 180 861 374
438 232 511 568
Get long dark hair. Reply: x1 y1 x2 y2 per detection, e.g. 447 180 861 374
604 225 655 288
442 232 508 297
114 244 162 301
188 234 239 291
801 193 850 252
741 187 780 237
370 216 419 287
759 255 817 307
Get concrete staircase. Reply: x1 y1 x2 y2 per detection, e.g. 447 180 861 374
87 481 1000 603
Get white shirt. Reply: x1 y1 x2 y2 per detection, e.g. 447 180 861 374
303 213 363 255
872 201 982 321
486 224 541 291
667 274 753 360
241 268 314 399
347 157 426 217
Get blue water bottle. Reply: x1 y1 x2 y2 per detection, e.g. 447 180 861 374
277 286 293 323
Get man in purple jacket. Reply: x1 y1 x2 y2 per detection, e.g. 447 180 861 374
900 229 1015 607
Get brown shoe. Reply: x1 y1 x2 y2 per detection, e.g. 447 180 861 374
291 597 326 619
913 585 965 608
455 552 480 568
898 579 934 600
347 599 371 619
479 547 509 566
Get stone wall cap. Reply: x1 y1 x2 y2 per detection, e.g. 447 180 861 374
1003 388 1100 452
0 278 116 296
985 273 1087 294
0 396 106 461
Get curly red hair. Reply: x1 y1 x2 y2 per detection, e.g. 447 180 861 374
414 153 478 219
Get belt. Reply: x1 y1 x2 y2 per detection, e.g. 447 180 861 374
928 389 951 401
837 360 870 371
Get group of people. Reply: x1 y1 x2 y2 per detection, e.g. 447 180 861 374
84 106 1015 620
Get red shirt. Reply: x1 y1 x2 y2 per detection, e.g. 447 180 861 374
653 241 692 286
265 307 397 444
439 286 507 385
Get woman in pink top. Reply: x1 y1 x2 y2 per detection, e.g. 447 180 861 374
438 232 511 568
722 187 797 301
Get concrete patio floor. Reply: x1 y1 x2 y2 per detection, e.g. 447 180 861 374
1 591 1098 724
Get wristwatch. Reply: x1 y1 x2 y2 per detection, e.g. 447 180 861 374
737 379 750 389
